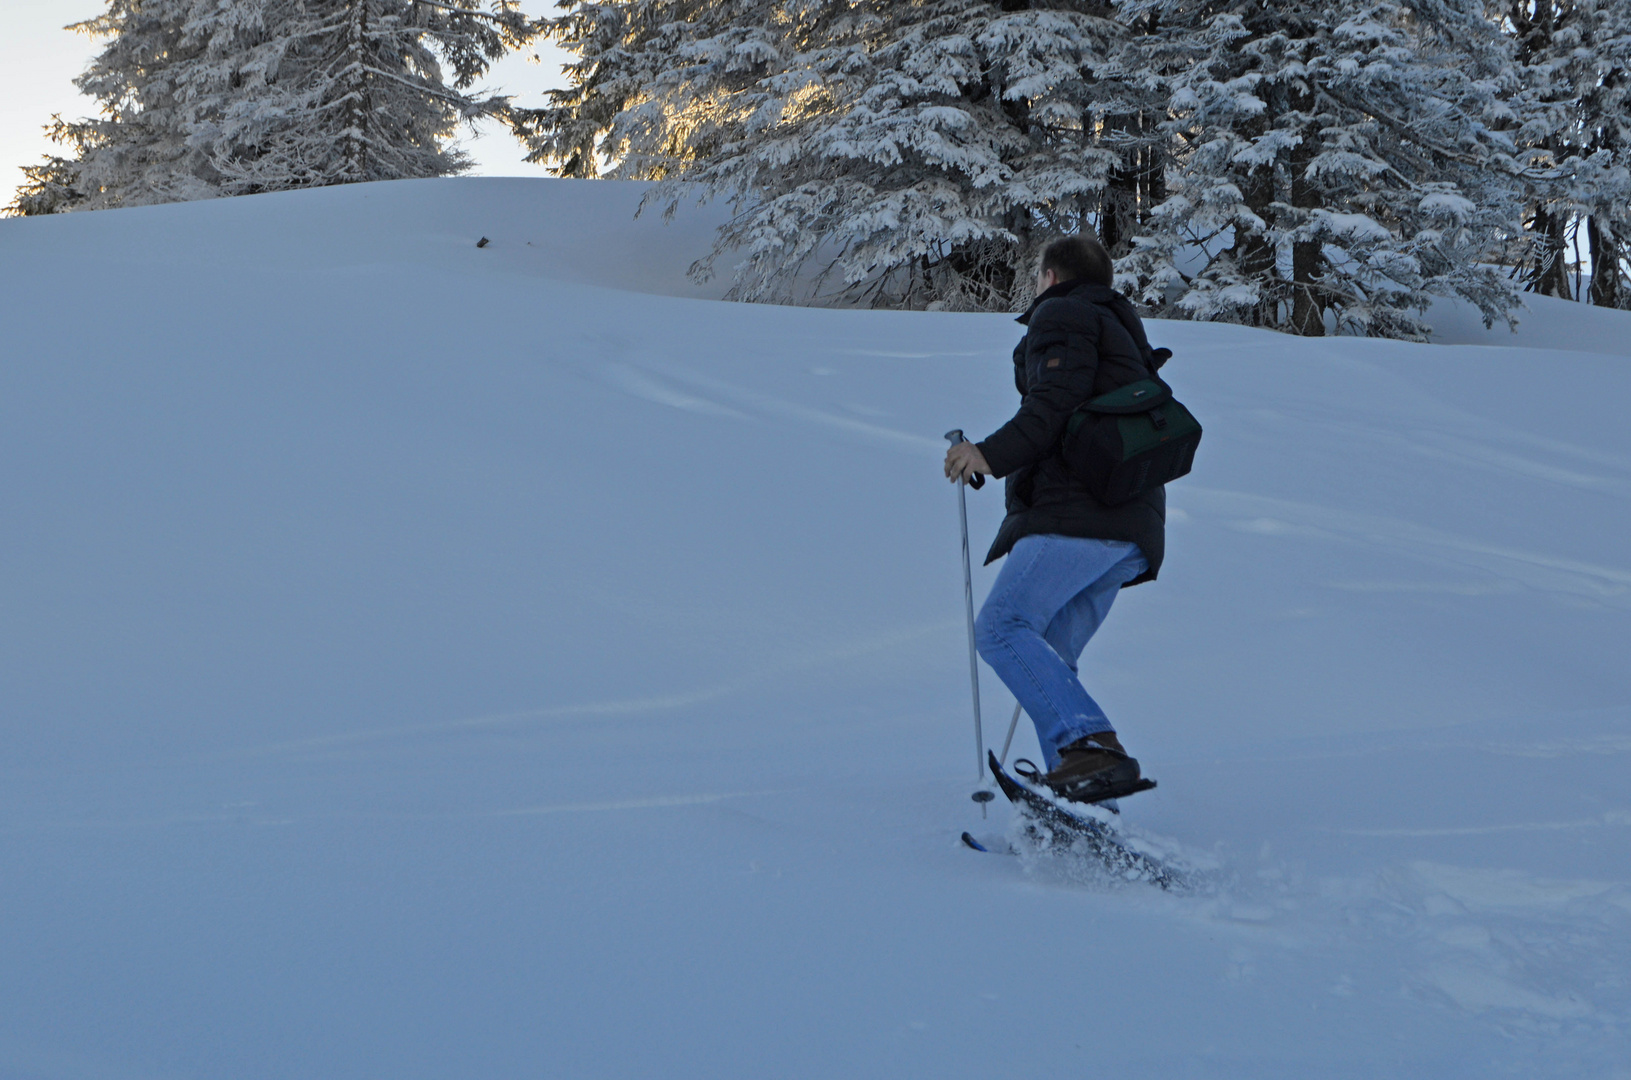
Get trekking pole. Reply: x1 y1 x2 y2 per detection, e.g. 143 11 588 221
945 430 995 815
998 701 1023 767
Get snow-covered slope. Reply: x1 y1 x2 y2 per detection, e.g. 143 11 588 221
1428 286 1631 356
1 179 1628 1079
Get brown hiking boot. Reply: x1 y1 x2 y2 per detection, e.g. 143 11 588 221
1041 732 1141 800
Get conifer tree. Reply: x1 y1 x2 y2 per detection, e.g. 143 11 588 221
1114 0 1523 339
1497 0 1631 307
1578 0 1631 308
8 0 536 214
517 0 1164 310
9 1 220 213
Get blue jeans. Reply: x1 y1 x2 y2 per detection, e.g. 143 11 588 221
974 535 1148 770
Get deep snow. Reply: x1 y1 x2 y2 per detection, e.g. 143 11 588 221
1 178 1629 1079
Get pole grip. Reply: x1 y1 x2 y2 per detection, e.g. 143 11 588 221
943 429 985 489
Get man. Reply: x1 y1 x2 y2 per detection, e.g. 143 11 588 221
943 233 1167 803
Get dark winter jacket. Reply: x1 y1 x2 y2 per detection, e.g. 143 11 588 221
975 279 1166 585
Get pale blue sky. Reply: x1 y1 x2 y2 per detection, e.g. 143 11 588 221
0 0 570 201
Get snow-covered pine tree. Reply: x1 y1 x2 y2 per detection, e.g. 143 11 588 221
516 0 1165 310
10 125 100 217
8 0 536 215
1496 0 1631 307
201 0 538 196
1502 0 1578 299
1116 0 1523 339
1578 0 1631 307
7 1 221 213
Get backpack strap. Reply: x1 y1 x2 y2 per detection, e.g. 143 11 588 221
1099 292 1170 374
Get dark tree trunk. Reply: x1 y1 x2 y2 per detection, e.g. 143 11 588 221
1221 101 1277 327
1100 168 1137 255
1100 112 1139 256
1289 239 1324 335
1101 111 1163 258
344 0 371 181
1143 133 1166 222
1526 205 1573 299
1288 109 1324 336
1587 215 1626 308
1230 160 1276 327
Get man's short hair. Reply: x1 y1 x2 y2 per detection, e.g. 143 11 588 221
1040 234 1113 287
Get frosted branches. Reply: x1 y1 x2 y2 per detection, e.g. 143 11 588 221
8 0 539 214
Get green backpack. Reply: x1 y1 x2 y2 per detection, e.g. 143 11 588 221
1062 359 1202 506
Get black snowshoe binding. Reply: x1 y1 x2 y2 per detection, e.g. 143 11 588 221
1013 734 1156 806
